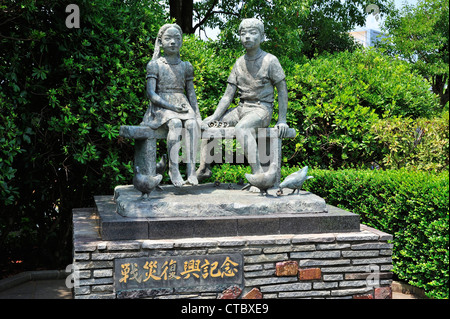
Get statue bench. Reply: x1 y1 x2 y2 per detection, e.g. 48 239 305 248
119 125 296 186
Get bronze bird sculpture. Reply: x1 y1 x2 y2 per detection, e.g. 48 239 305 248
278 166 313 195
133 166 163 199
242 162 278 196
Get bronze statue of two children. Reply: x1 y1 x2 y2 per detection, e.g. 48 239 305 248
141 18 290 188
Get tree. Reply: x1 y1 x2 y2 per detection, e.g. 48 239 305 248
169 0 194 34
297 0 388 58
168 0 388 59
167 0 310 60
378 0 449 107
0 0 166 275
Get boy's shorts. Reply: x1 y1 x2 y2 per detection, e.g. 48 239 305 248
221 101 273 128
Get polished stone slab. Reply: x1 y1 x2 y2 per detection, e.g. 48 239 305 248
95 184 360 240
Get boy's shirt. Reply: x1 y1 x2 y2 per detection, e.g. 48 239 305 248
227 50 285 105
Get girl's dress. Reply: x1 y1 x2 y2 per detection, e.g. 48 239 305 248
143 57 197 130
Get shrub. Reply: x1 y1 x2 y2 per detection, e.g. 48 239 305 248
304 168 449 299
281 48 441 169
180 41 442 170
208 164 449 299
0 0 167 274
175 38 443 172
371 111 449 172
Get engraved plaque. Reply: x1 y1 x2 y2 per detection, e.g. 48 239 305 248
114 254 243 295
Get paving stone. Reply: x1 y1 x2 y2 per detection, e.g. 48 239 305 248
375 286 392 299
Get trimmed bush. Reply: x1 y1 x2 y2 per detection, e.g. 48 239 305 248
208 164 449 299
281 48 441 169
371 111 449 172
302 167 449 299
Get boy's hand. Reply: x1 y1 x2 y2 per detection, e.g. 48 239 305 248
201 115 218 130
275 122 289 138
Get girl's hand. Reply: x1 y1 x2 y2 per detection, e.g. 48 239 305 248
173 104 189 113
196 114 203 129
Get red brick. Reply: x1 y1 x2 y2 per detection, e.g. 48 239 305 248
275 260 298 276
374 286 392 299
298 268 321 280
219 286 242 299
353 294 374 299
242 288 263 299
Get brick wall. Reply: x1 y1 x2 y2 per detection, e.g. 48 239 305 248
73 208 392 299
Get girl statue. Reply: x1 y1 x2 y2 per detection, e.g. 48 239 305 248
141 24 201 187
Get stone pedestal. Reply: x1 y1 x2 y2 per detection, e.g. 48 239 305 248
96 183 360 240
72 185 393 299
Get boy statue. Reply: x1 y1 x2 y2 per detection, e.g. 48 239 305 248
197 18 290 181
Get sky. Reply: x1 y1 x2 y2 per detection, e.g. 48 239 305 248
364 0 419 31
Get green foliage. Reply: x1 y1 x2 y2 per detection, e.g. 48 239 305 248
0 0 167 273
282 48 441 168
207 163 252 184
195 0 389 59
0 97 24 207
298 0 388 58
179 38 441 170
181 35 240 118
194 0 310 60
371 111 449 171
304 168 449 299
378 0 449 106
208 164 449 299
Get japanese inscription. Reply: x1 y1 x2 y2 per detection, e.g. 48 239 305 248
114 254 243 291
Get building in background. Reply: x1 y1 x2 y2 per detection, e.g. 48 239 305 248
349 28 387 48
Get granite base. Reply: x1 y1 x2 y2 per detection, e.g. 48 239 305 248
72 208 393 299
95 184 360 240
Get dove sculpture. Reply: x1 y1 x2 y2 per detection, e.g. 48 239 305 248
278 166 313 195
242 162 278 196
133 166 163 199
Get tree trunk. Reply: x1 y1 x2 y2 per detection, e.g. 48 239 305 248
432 74 449 107
169 0 194 34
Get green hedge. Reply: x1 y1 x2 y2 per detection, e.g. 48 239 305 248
1 1 447 288
208 164 449 299
302 168 449 299
181 39 445 170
